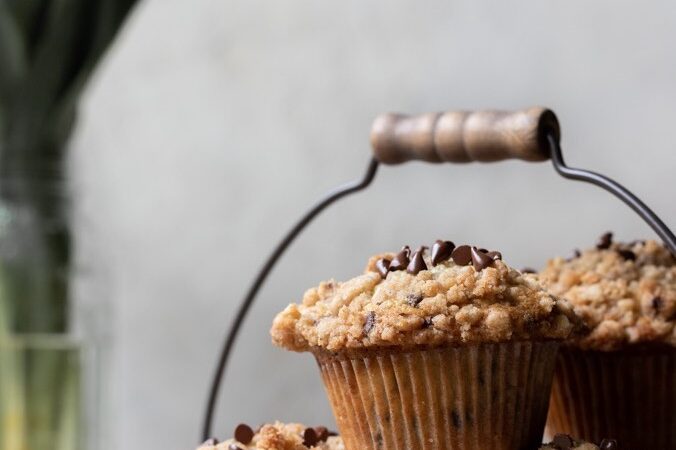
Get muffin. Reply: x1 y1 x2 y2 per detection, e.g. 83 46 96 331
271 241 579 450
538 234 675 449
540 433 620 450
197 422 343 450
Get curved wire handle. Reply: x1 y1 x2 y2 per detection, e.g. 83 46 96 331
202 124 675 442
547 134 676 254
201 159 379 440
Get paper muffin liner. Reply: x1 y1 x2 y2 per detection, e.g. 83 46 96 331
314 341 559 450
547 345 676 449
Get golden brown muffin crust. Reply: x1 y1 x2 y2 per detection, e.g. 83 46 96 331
271 244 578 352
198 422 343 450
538 236 676 350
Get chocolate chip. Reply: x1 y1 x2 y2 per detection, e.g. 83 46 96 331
202 438 219 446
566 248 581 262
234 424 254 444
303 427 318 446
451 410 461 428
422 317 433 328
451 245 472 265
431 240 455 266
617 249 636 261
389 246 410 271
652 296 663 314
521 267 536 274
552 433 575 449
406 248 428 274
228 445 244 450
597 232 613 249
478 248 489 253
406 293 423 307
486 251 502 261
375 258 391 278
471 246 494 271
364 311 376 334
599 438 619 449
314 426 329 442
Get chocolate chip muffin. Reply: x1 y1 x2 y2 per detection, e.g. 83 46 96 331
538 235 675 350
198 422 343 450
538 234 676 450
272 241 580 450
540 434 619 450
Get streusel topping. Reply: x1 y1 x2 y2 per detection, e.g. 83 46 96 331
271 242 578 352
540 433 619 450
198 422 343 450
538 235 676 350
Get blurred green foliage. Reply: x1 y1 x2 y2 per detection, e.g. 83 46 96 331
0 2 137 448
0 0 137 332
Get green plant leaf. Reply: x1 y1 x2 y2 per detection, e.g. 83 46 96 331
0 2 27 139
5 0 50 62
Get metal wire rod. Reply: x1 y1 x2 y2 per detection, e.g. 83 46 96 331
547 133 676 256
201 158 379 441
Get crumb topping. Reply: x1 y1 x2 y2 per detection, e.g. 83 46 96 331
271 243 579 352
540 433 619 450
198 422 343 450
538 236 676 350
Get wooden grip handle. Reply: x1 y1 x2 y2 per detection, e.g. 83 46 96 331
370 107 560 164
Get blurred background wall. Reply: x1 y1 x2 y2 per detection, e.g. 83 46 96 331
69 1 676 449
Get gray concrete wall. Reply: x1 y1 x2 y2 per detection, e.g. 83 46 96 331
70 1 676 449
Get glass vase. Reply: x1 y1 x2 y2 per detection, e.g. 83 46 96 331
0 181 100 450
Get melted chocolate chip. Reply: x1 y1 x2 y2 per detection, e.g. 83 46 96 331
375 258 391 278
202 438 219 446
303 427 318 446
389 246 410 271
552 433 575 449
364 311 376 334
471 246 494 271
431 240 455 266
451 410 461 428
521 267 536 274
652 296 663 314
234 424 254 444
478 248 489 253
407 293 423 307
486 251 502 261
599 438 619 449
451 245 472 265
406 248 428 274
314 426 329 442
617 249 636 261
597 232 613 249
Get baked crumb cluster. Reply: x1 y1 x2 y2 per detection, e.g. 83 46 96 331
198 422 343 450
271 242 578 352
538 234 676 350
540 434 619 450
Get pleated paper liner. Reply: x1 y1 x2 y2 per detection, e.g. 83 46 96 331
314 341 560 450
547 345 676 450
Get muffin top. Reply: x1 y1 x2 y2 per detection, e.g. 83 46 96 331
538 233 676 350
197 422 342 450
271 241 579 352
540 433 620 450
